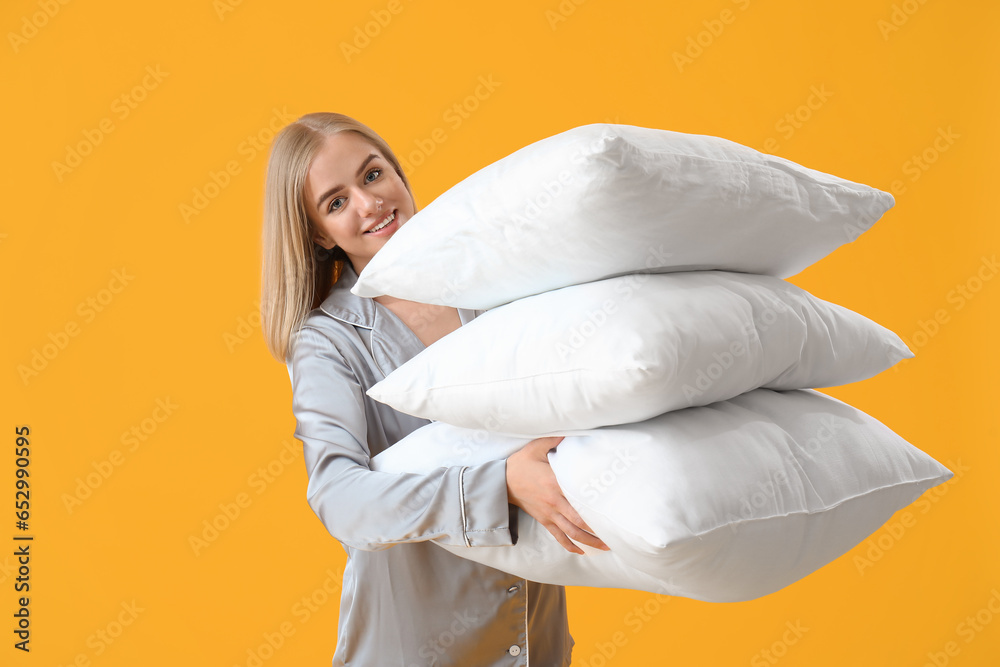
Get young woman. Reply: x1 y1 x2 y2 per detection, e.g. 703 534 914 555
260 112 609 666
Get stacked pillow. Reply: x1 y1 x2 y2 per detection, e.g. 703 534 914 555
372 388 951 603
364 123 952 601
353 123 896 309
367 270 914 436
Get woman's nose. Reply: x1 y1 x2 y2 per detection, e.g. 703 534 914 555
354 189 381 217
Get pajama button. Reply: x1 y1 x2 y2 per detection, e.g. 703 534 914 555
508 645 521 656
507 585 519 593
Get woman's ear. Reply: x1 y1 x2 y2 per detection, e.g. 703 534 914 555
312 232 335 250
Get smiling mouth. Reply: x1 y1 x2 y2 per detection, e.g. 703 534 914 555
365 210 396 234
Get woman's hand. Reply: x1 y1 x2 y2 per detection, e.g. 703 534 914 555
505 436 611 555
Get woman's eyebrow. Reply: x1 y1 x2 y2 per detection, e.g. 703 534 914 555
315 153 380 210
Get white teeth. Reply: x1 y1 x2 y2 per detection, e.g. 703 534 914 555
367 211 395 233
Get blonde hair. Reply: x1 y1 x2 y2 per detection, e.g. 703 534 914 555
260 113 417 362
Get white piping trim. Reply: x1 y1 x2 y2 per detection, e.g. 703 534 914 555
459 466 470 547
524 580 530 665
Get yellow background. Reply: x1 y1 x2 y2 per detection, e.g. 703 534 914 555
3 0 998 665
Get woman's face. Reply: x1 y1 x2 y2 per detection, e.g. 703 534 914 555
303 131 414 275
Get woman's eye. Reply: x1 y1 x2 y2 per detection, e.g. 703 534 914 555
327 169 381 212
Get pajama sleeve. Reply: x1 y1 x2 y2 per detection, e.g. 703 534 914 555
288 324 518 552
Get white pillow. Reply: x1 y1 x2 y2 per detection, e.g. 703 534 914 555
370 388 952 602
353 123 894 309
367 271 913 435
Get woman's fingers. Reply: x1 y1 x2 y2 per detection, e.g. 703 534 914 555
551 511 610 552
541 514 608 554
540 520 585 555
557 498 599 537
526 435 563 457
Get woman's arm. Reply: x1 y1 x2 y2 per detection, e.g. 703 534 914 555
289 325 516 551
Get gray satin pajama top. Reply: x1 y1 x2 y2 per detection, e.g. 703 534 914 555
286 262 575 666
